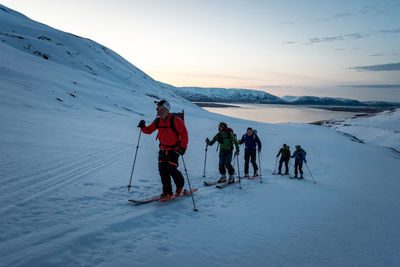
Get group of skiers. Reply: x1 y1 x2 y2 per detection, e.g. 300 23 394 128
275 144 307 179
138 99 308 199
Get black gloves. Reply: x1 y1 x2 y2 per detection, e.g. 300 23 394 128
138 120 146 128
178 147 186 155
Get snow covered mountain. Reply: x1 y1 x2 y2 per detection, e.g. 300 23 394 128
282 95 400 106
320 108 400 152
171 86 284 103
283 95 363 105
0 3 192 116
1 4 400 267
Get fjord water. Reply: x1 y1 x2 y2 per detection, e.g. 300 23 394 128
203 103 361 123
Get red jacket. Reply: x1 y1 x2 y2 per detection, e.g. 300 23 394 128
141 113 188 150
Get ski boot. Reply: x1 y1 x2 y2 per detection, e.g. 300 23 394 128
228 174 235 184
254 171 258 177
244 173 249 178
160 192 172 199
217 174 226 183
175 186 184 196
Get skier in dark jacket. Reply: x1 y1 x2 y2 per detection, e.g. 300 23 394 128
205 122 240 183
138 100 188 198
276 144 291 175
238 128 261 177
291 145 306 179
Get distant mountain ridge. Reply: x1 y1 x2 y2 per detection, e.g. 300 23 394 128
170 86 284 103
171 87 400 107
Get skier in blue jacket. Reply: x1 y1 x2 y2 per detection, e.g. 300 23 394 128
238 128 262 177
291 145 307 179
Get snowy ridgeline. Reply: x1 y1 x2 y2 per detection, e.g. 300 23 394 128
1 4 400 267
0 3 191 118
171 87 400 106
169 86 284 103
321 108 400 152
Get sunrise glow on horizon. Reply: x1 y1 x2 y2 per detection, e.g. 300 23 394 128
2 0 400 101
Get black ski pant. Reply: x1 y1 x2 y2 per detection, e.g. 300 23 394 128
278 158 289 174
219 150 235 175
244 149 258 174
158 150 184 195
294 161 303 177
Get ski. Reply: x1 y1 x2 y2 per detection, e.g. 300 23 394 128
129 189 197 204
157 189 198 202
204 180 224 186
289 176 304 180
128 196 161 204
243 174 261 179
216 179 240 189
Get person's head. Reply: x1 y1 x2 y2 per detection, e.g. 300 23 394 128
295 145 301 151
283 144 287 148
154 100 170 117
246 127 253 136
218 122 227 132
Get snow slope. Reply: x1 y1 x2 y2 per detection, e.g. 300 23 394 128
321 108 400 151
1 4 400 267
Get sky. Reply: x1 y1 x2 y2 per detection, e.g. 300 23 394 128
2 0 400 101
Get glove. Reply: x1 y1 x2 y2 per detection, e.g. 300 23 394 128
304 160 307 164
138 120 146 128
235 151 239 156
178 147 186 155
205 138 210 145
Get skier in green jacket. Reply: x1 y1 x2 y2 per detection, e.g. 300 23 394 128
205 122 240 183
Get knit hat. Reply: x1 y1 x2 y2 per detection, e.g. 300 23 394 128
219 122 227 129
154 99 170 111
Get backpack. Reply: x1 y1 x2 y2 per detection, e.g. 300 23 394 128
218 127 236 143
216 127 237 151
154 110 185 143
282 147 290 158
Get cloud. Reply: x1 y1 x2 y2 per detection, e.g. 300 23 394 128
283 41 296 45
378 27 400 33
307 33 370 44
370 52 398 57
337 84 400 89
334 12 356 18
349 63 400 71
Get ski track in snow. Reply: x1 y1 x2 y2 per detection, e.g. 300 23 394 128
1 4 400 266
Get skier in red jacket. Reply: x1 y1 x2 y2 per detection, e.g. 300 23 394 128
138 100 188 198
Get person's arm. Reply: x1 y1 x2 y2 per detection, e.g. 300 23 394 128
238 134 245 145
231 133 240 153
141 119 157 134
277 148 282 157
291 151 296 158
208 134 219 146
255 135 262 150
174 116 188 149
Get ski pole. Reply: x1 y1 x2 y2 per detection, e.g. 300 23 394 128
273 157 278 174
236 153 242 189
231 153 237 164
128 130 142 191
258 151 263 183
181 156 199 212
202 144 208 178
305 162 316 184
